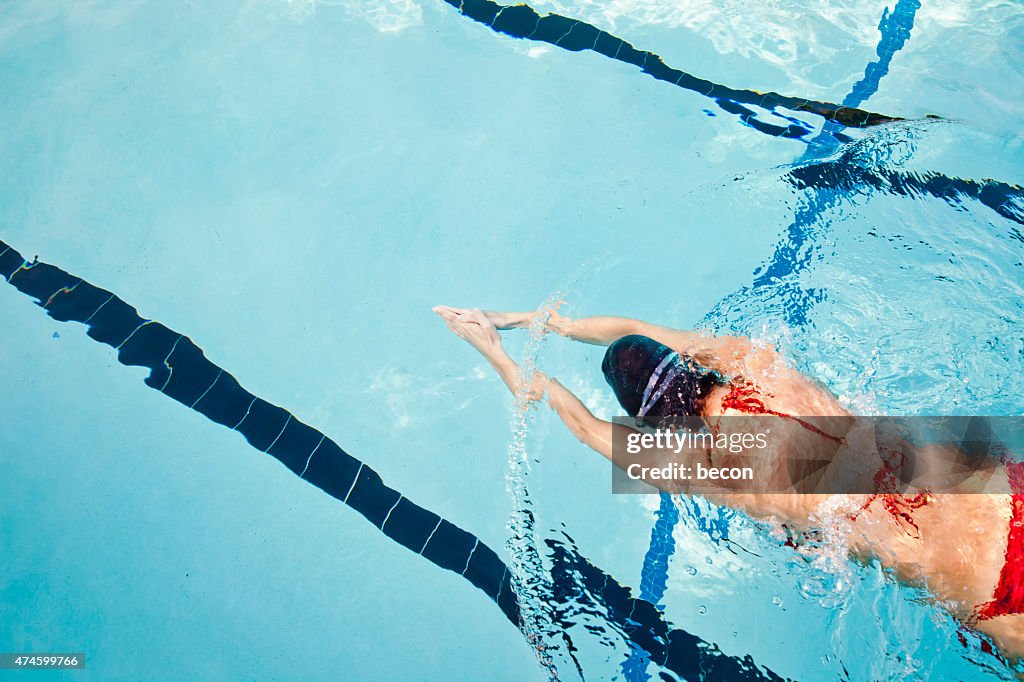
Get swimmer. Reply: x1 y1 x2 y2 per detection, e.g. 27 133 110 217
433 305 1024 660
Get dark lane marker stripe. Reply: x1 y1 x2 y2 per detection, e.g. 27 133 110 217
0 239 784 681
844 0 921 108
444 0 901 140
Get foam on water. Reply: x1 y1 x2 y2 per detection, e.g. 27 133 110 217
503 292 569 679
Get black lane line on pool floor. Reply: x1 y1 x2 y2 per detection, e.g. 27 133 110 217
443 0 901 142
0 240 785 682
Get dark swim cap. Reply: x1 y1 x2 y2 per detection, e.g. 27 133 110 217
601 335 720 418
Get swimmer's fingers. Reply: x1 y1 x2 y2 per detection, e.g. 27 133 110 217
433 305 469 318
435 305 527 330
451 313 485 330
441 313 468 332
437 308 467 335
514 369 548 409
467 308 496 330
544 310 575 337
444 318 470 341
442 313 483 337
432 305 461 323
443 314 503 357
452 310 501 350
435 306 490 331
434 306 479 330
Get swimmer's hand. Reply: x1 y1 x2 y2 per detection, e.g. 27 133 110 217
434 306 548 405
434 306 502 354
433 305 575 336
433 305 531 330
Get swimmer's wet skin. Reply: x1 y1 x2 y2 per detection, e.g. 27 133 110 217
434 305 1024 660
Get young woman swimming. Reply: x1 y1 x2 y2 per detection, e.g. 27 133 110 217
433 305 1024 660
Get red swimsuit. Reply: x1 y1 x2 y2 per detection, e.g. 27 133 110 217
722 379 1024 620
976 460 1024 620
719 379 844 445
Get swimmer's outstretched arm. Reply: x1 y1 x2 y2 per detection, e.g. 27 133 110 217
434 307 688 479
434 306 705 346
434 306 774 375
434 306 614 456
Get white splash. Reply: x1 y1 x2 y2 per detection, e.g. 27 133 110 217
503 293 565 680
798 495 862 607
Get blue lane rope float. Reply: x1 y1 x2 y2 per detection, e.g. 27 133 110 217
445 0 1024 232
441 0 902 143
0 242 519 614
704 0 1023 336
0 239 786 681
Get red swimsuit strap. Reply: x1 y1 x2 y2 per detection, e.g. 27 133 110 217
858 448 931 534
719 380 844 444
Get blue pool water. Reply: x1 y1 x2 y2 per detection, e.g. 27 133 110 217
1 1 1022 680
